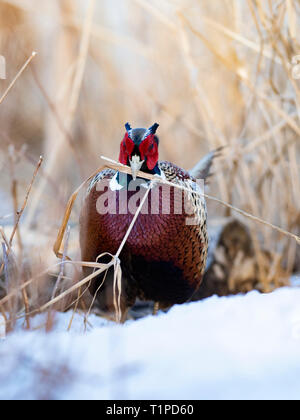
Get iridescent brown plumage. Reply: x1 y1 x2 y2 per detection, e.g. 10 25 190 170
79 123 217 319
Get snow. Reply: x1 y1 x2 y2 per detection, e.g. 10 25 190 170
1 287 300 400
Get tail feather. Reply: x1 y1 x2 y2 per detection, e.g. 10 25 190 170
189 146 223 180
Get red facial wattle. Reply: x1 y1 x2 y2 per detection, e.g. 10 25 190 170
139 135 159 170
119 133 135 165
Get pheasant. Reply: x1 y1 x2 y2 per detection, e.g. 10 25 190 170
79 123 217 320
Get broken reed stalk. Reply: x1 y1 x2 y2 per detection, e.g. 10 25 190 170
53 164 110 259
46 224 71 331
0 156 43 277
8 146 23 253
0 155 42 329
8 146 30 329
113 180 154 321
9 156 43 249
51 225 71 301
0 52 37 105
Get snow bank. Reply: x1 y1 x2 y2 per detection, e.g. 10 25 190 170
1 287 300 400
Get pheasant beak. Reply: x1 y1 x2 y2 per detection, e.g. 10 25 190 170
129 155 144 181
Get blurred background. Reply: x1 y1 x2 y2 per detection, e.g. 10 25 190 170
0 0 299 315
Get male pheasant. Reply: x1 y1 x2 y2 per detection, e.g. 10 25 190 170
80 123 217 320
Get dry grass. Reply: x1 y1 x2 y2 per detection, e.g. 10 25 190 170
0 0 299 331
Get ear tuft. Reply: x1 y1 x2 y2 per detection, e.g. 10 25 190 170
149 123 159 135
125 122 132 133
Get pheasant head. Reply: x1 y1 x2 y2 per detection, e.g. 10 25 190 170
119 122 160 180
